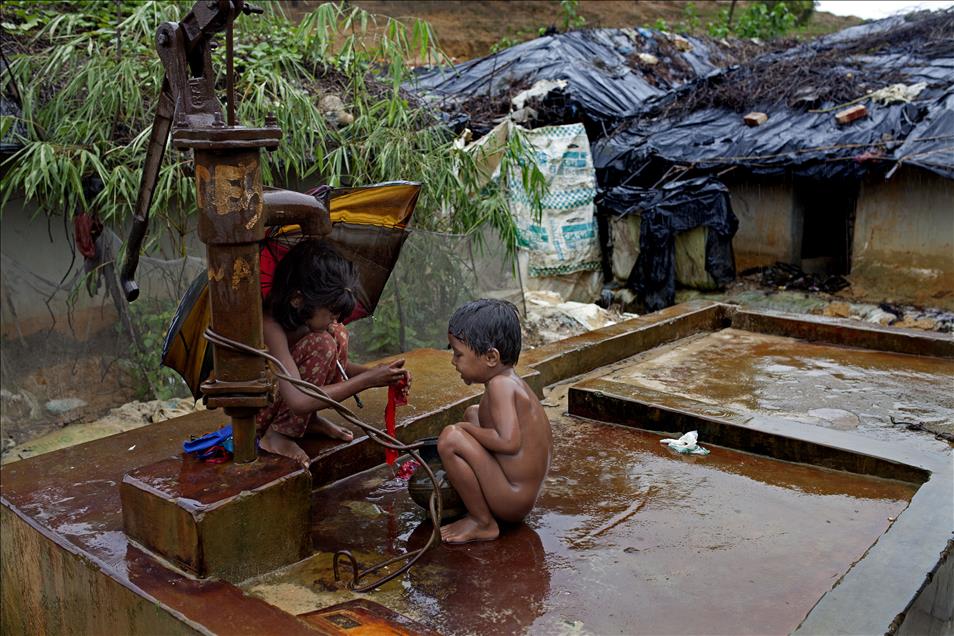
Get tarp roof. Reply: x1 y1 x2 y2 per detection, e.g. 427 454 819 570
410 28 756 137
593 11 954 184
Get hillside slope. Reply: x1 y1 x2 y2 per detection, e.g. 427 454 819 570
332 1 862 60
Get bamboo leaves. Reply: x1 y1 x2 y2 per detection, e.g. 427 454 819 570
2 0 543 262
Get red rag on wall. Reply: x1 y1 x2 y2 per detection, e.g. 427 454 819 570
384 379 408 465
73 211 103 260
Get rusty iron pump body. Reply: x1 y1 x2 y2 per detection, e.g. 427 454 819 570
122 0 331 462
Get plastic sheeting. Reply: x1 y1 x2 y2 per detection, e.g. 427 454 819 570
596 177 738 311
594 97 929 183
593 14 954 183
411 28 740 138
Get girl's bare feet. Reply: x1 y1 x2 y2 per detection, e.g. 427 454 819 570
440 515 499 544
260 428 310 467
309 415 354 442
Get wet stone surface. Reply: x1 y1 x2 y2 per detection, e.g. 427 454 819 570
243 400 915 635
604 328 954 446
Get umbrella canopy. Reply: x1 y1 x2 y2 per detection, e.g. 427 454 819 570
162 181 420 399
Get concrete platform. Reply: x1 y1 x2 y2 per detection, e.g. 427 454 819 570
121 452 312 582
242 395 918 635
3 302 952 634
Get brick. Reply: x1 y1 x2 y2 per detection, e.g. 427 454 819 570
835 104 868 125
744 112 768 126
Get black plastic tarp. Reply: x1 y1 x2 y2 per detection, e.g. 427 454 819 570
410 28 740 138
593 95 931 183
593 13 954 184
893 89 954 178
596 177 738 311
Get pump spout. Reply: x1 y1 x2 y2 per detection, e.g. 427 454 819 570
263 188 332 238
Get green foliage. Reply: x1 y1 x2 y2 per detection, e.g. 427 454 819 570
733 2 797 38
676 3 702 34
122 299 189 400
1 0 545 256
766 0 816 25
490 35 518 54
559 0 586 32
1 0 549 378
707 2 798 39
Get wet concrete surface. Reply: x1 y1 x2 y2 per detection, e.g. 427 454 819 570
124 452 301 505
0 409 322 634
3 304 950 634
242 385 915 635
120 452 311 581
603 328 954 448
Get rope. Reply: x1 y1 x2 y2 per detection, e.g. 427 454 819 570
203 327 445 592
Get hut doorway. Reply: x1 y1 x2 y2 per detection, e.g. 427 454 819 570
793 178 858 275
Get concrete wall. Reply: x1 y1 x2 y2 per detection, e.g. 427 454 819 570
1 199 204 339
726 177 796 271
1 199 206 441
852 167 954 309
1 506 200 635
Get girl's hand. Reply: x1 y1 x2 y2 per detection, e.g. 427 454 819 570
365 359 408 388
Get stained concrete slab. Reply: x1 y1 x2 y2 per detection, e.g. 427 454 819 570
599 327 954 447
121 452 312 582
0 409 322 634
242 388 916 635
564 315 953 635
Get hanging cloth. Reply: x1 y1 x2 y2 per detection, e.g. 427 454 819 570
384 378 409 465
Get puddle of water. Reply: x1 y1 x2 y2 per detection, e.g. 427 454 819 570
606 329 954 446
244 408 915 635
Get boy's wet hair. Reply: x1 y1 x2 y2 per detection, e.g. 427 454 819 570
267 240 360 330
448 299 522 365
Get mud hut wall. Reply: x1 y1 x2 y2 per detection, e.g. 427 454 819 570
725 177 796 271
1 199 117 340
851 167 954 309
1 198 206 421
1 199 204 340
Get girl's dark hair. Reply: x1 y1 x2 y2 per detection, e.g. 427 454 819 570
448 299 522 365
266 240 360 330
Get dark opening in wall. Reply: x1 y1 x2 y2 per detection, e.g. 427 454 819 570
793 178 858 275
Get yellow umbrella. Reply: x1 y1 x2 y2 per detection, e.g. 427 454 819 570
162 181 420 399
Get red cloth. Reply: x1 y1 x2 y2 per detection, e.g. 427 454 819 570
384 378 408 465
73 211 103 259
259 241 290 300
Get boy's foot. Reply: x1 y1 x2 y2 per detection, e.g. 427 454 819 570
309 415 355 442
260 429 310 467
440 515 499 544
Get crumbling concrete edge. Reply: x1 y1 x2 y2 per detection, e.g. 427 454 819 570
0 500 210 635
734 308 954 358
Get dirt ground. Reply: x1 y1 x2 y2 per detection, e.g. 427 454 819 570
287 1 860 61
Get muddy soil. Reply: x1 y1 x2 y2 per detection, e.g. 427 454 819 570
1 325 142 454
287 1 860 61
